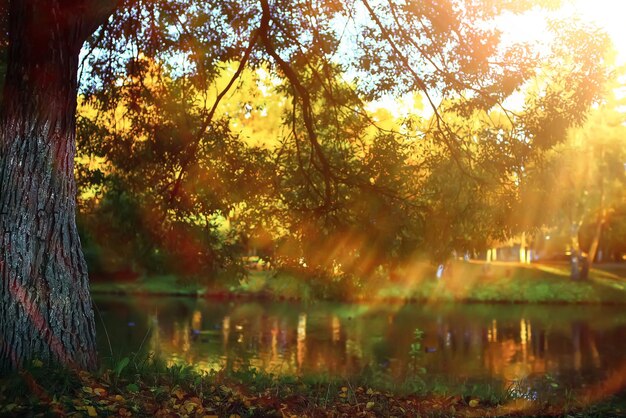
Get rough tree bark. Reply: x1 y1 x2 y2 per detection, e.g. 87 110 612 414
0 0 117 371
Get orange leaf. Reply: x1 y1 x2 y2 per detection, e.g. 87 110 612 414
173 388 186 400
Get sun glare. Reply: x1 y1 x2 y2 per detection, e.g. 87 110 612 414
570 0 626 63
369 1 626 118
501 0 626 65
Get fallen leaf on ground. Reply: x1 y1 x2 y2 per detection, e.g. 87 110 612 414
173 388 186 400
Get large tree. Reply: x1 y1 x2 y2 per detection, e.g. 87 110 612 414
0 0 607 370
0 0 118 371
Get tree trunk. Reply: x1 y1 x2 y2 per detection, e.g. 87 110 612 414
0 0 116 371
587 161 606 269
569 221 583 280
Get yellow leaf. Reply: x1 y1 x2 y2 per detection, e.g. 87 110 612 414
114 395 124 402
341 386 348 392
82 386 94 394
173 388 185 400
469 399 479 408
86 406 98 417
32 359 43 368
366 401 375 410
94 387 106 396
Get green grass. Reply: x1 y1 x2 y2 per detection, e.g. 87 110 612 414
90 262 626 304
374 261 626 304
90 274 207 296
239 270 313 300
89 270 310 300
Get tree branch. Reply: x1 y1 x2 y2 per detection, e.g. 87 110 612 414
166 12 260 206
259 0 334 212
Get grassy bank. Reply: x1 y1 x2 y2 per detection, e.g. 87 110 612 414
2 359 625 417
90 261 626 304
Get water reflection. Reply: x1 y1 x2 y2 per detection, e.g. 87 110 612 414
94 296 626 392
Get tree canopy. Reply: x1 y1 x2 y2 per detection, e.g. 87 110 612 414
71 0 611 278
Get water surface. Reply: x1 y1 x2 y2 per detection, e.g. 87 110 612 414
93 295 626 393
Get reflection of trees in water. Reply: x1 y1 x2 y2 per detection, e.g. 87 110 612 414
571 321 602 371
96 298 626 394
390 314 611 389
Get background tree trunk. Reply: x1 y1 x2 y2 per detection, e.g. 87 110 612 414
0 0 116 371
569 221 583 280
587 146 606 270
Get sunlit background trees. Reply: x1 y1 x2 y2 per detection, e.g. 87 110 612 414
1 0 622 290
63 0 624 291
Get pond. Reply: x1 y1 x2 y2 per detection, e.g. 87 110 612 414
93 295 626 396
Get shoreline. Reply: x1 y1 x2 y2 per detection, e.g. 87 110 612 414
89 261 626 305
90 286 626 306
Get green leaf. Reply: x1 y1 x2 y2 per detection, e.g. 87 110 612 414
126 383 139 393
114 357 130 377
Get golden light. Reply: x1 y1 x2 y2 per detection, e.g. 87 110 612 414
568 0 626 64
500 0 626 65
297 313 307 369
